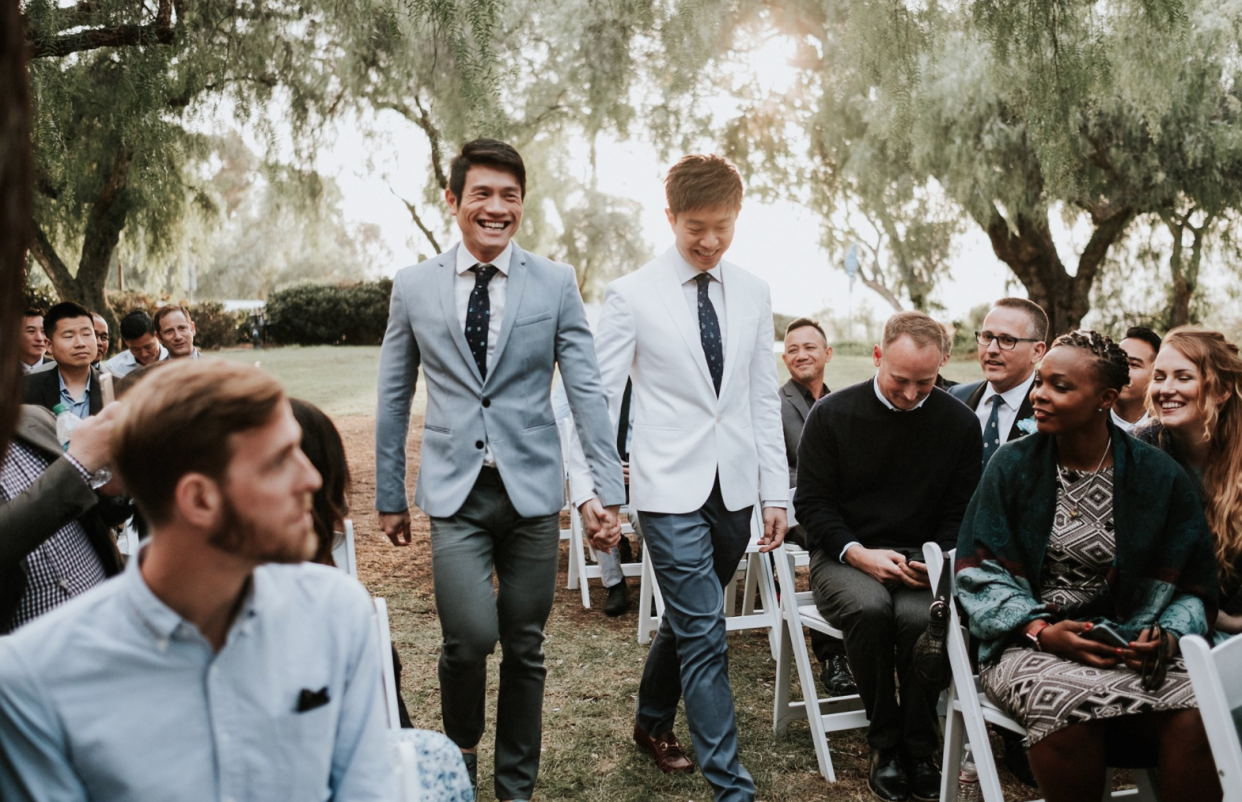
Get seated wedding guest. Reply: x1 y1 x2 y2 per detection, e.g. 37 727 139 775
24 302 103 417
154 304 201 360
1135 327 1242 643
0 403 127 634
0 360 395 801
956 330 1220 802
779 317 855 697
103 309 167 377
91 312 110 366
291 398 470 797
1112 326 1161 433
19 307 50 372
796 311 982 802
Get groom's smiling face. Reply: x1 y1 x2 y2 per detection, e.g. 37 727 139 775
446 164 524 263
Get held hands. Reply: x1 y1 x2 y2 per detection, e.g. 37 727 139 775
579 497 622 551
379 510 413 547
1034 621 1122 668
845 546 928 588
758 507 788 553
66 403 126 497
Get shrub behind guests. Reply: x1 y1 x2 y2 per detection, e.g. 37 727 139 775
265 280 392 346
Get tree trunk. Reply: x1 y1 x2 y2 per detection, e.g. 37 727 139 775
29 143 132 333
978 204 1133 340
1 0 33 446
1161 211 1210 330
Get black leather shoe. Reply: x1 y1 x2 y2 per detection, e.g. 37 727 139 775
461 752 477 798
1001 729 1037 787
604 578 630 617
869 747 910 802
820 654 857 697
904 753 941 802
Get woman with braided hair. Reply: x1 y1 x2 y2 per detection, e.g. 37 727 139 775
1134 327 1242 643
956 329 1220 802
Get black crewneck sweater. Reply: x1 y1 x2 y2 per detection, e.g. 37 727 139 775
793 378 983 558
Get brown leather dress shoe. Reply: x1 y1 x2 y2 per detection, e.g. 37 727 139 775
632 724 694 774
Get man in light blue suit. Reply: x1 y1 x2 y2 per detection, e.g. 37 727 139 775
375 138 625 802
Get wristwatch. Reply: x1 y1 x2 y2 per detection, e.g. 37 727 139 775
1024 620 1051 651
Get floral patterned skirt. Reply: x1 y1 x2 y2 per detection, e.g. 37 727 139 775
979 646 1198 746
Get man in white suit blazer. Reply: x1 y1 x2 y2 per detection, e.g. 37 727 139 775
570 155 788 802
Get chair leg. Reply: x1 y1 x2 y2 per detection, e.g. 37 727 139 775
940 699 965 802
773 616 795 735
637 549 655 645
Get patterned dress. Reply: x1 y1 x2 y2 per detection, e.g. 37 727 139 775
979 467 1199 745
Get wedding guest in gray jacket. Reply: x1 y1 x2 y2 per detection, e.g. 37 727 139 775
374 138 625 802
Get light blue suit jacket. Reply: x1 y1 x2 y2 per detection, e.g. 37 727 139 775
375 243 625 518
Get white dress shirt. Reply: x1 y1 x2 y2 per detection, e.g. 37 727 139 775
1111 408 1150 434
975 371 1036 442
673 254 726 349
454 241 513 466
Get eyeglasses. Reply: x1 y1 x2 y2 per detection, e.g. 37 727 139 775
96 333 110 341
976 331 1041 351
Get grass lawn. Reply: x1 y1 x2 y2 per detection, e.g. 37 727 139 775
214 344 1040 801
218 345 987 417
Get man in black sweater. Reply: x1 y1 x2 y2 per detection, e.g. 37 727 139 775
795 311 982 802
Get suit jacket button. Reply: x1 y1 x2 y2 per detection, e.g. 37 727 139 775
482 397 491 408
475 440 484 449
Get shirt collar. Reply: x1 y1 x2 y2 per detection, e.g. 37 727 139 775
455 240 514 277
872 374 930 411
57 368 91 400
123 541 262 646
980 370 1036 411
671 246 723 287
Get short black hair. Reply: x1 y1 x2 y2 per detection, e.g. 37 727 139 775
42 301 93 338
1122 326 1162 356
448 138 526 203
784 317 828 343
24 307 44 319
119 310 155 342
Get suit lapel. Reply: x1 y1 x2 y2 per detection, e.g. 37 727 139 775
717 263 744 400
437 244 484 385
88 368 103 414
18 407 63 459
653 255 715 390
782 379 812 422
1010 391 1036 442
487 245 528 382
966 381 986 410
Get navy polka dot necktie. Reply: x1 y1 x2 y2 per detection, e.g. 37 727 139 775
694 273 723 395
981 394 1004 468
466 264 498 380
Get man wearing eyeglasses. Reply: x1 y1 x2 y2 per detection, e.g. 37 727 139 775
949 298 1048 471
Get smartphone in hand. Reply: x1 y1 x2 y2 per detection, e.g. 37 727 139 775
1081 622 1129 649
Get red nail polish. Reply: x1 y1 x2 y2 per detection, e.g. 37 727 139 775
1084 622 1093 630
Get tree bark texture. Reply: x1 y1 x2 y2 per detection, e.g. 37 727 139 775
1 0 33 447
29 143 133 334
1160 211 1211 330
980 204 1133 339
26 0 174 59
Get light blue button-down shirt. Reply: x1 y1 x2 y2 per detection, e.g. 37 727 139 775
57 369 92 420
0 550 396 802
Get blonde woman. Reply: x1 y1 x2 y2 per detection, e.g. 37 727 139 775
1135 327 1242 642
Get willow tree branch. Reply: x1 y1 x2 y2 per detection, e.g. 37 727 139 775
27 0 174 59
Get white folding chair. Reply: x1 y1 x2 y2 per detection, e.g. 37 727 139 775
557 421 579 593
925 542 1157 801
566 502 643 609
373 597 401 730
770 542 868 782
637 503 782 659
1183 633 1242 802
332 518 357 578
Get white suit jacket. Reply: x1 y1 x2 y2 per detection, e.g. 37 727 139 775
569 247 787 514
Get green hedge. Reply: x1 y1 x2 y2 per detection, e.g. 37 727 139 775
108 292 247 350
264 280 393 346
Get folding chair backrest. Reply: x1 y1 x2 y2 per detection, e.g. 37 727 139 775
1183 633 1242 801
373 597 401 730
333 519 357 578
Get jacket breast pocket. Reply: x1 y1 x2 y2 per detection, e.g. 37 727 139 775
514 311 553 328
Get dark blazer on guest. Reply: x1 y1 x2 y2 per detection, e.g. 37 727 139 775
949 378 1035 443
779 377 828 487
0 406 126 631
23 366 104 417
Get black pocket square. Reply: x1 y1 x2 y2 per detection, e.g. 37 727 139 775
295 687 330 713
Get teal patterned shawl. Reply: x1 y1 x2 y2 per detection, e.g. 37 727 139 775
955 422 1219 663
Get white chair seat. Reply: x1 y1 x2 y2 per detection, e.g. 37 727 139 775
1183 633 1242 802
